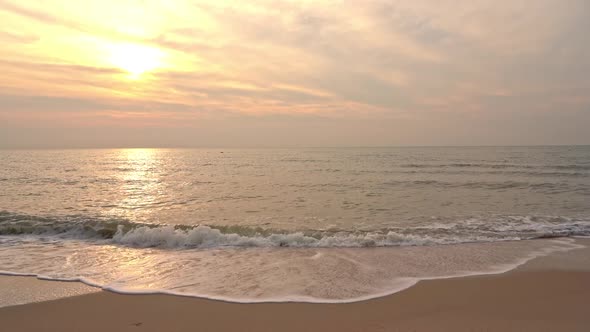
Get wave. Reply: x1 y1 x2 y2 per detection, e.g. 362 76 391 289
380 179 590 193
399 163 590 171
396 169 589 178
1 211 589 249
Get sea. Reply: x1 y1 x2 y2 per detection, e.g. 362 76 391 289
0 146 589 303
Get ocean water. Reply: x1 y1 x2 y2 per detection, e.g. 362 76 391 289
0 146 589 303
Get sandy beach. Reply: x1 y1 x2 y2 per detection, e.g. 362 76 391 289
1 240 589 332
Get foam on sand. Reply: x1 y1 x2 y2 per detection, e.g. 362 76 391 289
0 275 99 308
0 237 585 304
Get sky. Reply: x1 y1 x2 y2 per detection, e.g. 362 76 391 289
0 0 589 148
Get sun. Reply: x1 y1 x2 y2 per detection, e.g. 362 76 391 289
108 43 164 78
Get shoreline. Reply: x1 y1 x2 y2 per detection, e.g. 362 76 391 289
1 269 588 331
0 239 589 331
1 238 588 304
0 237 585 305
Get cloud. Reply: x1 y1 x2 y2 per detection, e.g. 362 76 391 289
0 0 588 146
0 0 86 32
0 30 38 43
0 59 124 75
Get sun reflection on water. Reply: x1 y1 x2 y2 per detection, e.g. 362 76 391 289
109 149 164 222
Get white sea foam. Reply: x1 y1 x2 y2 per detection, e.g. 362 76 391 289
0 237 584 304
112 225 456 248
109 216 589 249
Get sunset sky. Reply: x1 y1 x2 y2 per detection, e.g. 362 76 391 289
1 0 589 148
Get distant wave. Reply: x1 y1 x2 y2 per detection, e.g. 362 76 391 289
399 163 590 171
380 180 590 194
1 211 588 249
396 169 589 178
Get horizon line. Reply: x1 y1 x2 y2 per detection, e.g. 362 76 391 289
1 144 589 150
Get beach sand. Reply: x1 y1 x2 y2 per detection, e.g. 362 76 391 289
0 276 99 308
1 240 589 332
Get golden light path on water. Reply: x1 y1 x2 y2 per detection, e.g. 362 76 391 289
107 149 164 222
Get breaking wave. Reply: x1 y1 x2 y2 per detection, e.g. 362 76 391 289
1 211 588 249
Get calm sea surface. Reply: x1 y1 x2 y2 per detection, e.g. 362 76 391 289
0 147 589 303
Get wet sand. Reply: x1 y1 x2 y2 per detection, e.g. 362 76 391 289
0 275 99 308
0 268 588 332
